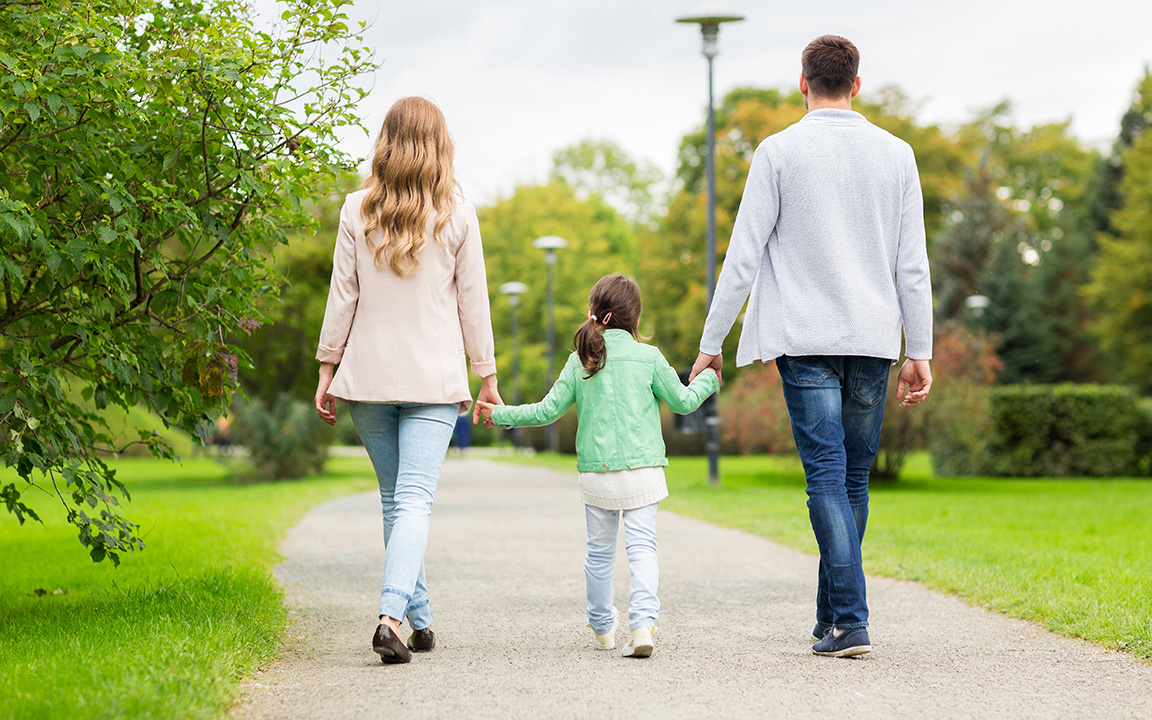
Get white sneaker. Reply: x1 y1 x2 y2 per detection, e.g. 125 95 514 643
590 607 619 650
621 626 654 658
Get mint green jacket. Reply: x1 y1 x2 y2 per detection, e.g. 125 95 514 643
491 329 719 472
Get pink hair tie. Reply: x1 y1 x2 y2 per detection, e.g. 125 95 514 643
589 312 597 322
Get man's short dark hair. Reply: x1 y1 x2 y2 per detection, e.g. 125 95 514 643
801 35 859 99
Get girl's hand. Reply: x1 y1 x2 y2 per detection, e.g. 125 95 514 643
473 374 502 426
475 400 496 428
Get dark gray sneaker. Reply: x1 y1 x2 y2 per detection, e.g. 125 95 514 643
812 627 871 657
812 621 833 642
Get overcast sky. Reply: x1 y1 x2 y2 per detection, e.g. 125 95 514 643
278 0 1152 204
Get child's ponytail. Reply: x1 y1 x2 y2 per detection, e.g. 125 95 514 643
575 315 608 378
573 274 643 379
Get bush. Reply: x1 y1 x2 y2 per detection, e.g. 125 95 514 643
987 385 1142 477
927 323 1003 476
871 362 929 480
231 395 332 480
718 361 794 455
1137 398 1152 476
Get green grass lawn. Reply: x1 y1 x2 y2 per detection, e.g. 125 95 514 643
0 455 376 720
499 452 1152 660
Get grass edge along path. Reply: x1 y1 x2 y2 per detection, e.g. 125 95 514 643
496 452 1152 661
0 455 377 720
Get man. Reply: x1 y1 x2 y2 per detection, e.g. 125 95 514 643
690 35 933 658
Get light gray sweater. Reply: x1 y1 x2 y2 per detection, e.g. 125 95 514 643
700 108 933 364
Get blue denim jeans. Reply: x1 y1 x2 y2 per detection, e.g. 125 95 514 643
348 401 458 628
585 503 660 632
777 355 890 630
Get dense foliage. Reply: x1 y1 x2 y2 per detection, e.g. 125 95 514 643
0 0 372 562
987 385 1144 477
231 394 333 479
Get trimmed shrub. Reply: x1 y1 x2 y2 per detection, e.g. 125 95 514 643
1137 398 1152 476
987 384 1142 477
231 394 332 480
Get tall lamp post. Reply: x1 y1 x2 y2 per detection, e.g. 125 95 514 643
500 281 528 448
677 11 744 486
533 235 568 453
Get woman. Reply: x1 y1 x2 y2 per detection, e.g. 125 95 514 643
314 96 500 664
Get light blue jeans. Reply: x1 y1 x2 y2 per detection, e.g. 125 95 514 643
585 502 660 633
348 401 458 628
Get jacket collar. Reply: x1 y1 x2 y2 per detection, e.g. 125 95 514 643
604 328 634 340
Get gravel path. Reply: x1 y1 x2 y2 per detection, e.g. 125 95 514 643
232 458 1151 719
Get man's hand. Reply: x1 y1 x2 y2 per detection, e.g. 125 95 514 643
690 352 723 386
314 363 337 426
896 359 932 408
473 374 502 426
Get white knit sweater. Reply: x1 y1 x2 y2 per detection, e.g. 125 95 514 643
578 467 668 511
700 109 933 364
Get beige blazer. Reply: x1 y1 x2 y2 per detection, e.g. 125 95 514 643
316 189 497 412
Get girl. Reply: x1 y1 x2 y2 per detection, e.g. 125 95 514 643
477 274 718 658
314 97 501 664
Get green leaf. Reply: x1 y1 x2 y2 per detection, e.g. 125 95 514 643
97 226 116 244
23 101 39 123
45 94 62 115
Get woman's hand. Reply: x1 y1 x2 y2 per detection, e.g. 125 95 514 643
473 374 502 426
315 363 338 425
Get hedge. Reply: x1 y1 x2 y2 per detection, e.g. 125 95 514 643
934 384 1147 477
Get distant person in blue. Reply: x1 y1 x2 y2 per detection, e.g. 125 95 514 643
452 413 472 456
690 35 934 658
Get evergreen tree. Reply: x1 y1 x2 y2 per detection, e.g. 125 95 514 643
1085 110 1152 392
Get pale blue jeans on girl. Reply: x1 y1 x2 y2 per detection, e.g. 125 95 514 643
348 401 458 628
585 502 660 633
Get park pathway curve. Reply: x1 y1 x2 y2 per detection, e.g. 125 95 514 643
232 458 1151 720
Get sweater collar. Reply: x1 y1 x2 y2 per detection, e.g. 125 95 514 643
801 108 867 124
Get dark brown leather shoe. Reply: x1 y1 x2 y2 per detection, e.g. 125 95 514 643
372 624 411 664
407 627 435 652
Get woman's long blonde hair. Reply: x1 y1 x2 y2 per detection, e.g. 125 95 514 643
360 97 459 276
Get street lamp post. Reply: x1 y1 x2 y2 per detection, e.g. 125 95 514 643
533 235 568 453
677 11 744 486
500 281 528 448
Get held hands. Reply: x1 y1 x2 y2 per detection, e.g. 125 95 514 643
475 400 497 428
896 359 932 408
472 374 503 427
689 352 723 387
315 363 337 426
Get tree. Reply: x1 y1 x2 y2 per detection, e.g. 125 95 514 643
0 0 372 563
479 182 638 409
550 139 663 228
940 103 1102 383
1085 116 1152 392
235 172 361 405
